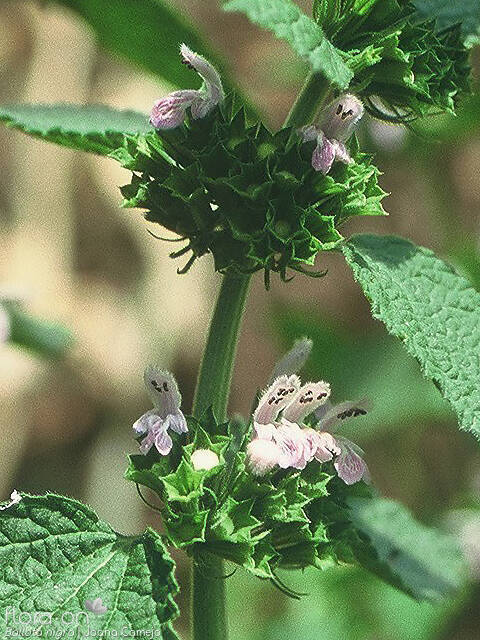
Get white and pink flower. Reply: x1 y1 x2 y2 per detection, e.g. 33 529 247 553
247 363 369 484
299 94 364 174
150 44 224 130
133 367 188 456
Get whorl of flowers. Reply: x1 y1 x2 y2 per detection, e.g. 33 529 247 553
117 45 386 286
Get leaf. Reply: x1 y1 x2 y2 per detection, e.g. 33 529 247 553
46 0 226 88
343 234 480 440
0 104 151 155
223 0 353 89
347 495 466 600
414 0 480 46
0 493 178 638
4 303 73 359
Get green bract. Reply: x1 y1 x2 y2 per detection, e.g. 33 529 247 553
118 96 386 285
126 409 465 600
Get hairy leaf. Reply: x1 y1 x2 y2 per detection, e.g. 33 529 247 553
347 496 466 600
343 234 480 440
223 0 353 89
0 493 178 638
46 0 225 88
0 104 151 155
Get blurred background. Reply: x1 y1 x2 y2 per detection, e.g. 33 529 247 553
0 1 479 638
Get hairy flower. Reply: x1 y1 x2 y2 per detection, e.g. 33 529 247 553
191 448 220 471
133 367 188 456
150 44 223 129
300 94 364 174
247 358 369 484
0 489 22 510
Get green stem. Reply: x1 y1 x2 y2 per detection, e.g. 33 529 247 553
190 69 330 640
191 270 250 640
283 72 332 129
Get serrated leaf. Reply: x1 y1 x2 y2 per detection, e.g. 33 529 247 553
343 234 480 440
347 496 466 600
0 493 178 637
3 303 73 359
223 0 353 89
46 0 227 89
161 459 204 504
0 104 151 155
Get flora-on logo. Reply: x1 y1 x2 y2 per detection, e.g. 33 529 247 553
84 597 107 615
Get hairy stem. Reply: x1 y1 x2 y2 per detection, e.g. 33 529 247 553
283 71 332 129
191 270 250 640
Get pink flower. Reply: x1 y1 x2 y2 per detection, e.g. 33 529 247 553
299 94 364 174
133 367 188 456
150 44 224 129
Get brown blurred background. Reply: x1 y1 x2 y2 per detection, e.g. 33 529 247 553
1 2 480 639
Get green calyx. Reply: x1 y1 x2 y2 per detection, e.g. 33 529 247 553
313 0 471 120
126 408 344 581
115 95 386 286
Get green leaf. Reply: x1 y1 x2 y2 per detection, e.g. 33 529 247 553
4 303 73 359
414 0 480 46
0 104 151 155
223 0 353 89
46 0 226 88
347 496 466 600
0 493 178 638
343 234 480 440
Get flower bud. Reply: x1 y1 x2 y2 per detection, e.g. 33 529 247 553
247 438 281 476
191 448 220 471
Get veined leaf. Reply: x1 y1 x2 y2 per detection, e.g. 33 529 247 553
347 496 466 600
0 104 151 155
45 0 226 88
223 0 353 89
414 0 480 46
343 234 480 440
0 493 178 638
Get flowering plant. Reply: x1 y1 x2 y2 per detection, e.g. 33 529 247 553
0 1 479 639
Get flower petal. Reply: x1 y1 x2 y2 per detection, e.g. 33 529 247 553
254 374 301 425
269 337 313 382
150 90 198 129
144 367 182 418
315 400 369 433
314 431 341 462
283 380 330 423
298 124 319 142
180 43 223 101
332 139 352 165
154 427 173 456
132 409 161 436
247 438 281 476
334 440 368 485
168 410 188 434
254 422 277 440
139 429 156 455
312 133 336 174
275 422 306 470
319 94 364 142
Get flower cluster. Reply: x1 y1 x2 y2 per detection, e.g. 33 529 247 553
128 339 371 579
116 46 386 285
248 374 369 485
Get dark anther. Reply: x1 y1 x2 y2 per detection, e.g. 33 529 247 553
182 60 195 70
163 382 169 392
317 393 327 400
152 381 163 392
336 104 343 115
